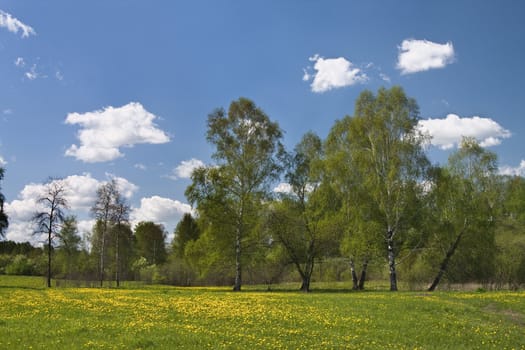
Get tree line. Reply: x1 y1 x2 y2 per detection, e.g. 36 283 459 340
1 86 524 291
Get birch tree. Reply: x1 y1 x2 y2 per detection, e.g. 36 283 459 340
346 87 429 291
91 179 119 287
186 97 284 291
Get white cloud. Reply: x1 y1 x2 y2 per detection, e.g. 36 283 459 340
397 39 455 74
170 158 205 180
499 160 525 177
130 196 193 236
3 174 138 243
134 163 147 170
108 173 139 199
379 73 391 83
273 182 293 194
302 68 311 82
14 57 25 67
65 102 170 163
25 64 40 80
77 219 96 236
0 156 6 166
418 114 511 150
0 10 35 38
304 54 368 93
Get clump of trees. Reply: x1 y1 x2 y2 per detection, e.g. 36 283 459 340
1 87 525 291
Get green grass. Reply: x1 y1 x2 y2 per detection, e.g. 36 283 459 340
0 276 523 349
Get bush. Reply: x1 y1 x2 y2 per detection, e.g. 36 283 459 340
5 255 38 276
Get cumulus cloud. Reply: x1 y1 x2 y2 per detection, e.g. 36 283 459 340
0 156 6 166
130 196 193 232
418 114 511 150
4 174 138 243
0 9 35 38
499 160 525 177
65 102 170 163
303 54 367 93
397 39 455 74
169 158 205 180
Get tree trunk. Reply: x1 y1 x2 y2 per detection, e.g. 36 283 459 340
115 225 120 288
358 258 368 290
300 257 315 293
100 223 106 287
349 259 359 290
428 230 464 292
387 230 398 291
300 274 311 292
233 229 242 291
47 229 52 288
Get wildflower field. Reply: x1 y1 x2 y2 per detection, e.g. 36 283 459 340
0 276 523 349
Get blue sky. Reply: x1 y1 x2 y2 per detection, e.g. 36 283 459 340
1 1 524 244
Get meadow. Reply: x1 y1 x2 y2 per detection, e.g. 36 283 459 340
0 276 523 349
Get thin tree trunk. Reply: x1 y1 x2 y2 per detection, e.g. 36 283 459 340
100 222 106 287
47 229 52 288
358 258 368 290
387 230 398 291
115 225 120 288
428 230 465 292
349 259 359 290
233 229 242 291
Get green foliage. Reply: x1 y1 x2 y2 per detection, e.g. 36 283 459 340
134 221 167 265
5 255 39 275
186 97 284 291
422 138 498 289
172 213 200 257
324 86 430 291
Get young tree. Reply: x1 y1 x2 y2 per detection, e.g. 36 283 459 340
266 132 340 292
56 216 81 281
0 166 8 238
33 179 69 288
186 97 284 291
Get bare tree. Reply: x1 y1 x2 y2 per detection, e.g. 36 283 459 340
33 179 69 288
